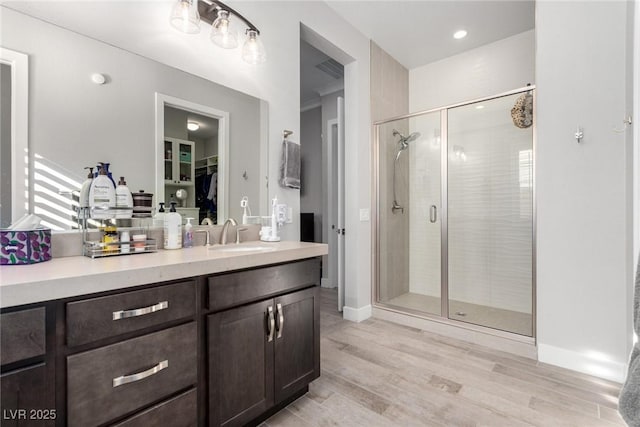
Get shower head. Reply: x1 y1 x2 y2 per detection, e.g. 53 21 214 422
392 129 421 149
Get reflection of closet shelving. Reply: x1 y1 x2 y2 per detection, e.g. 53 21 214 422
164 138 195 185
195 155 218 176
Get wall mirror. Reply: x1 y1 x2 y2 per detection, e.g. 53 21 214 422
1 6 268 231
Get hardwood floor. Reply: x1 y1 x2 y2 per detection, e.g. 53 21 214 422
264 288 624 427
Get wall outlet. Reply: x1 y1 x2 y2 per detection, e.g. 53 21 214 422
359 208 370 221
276 204 287 225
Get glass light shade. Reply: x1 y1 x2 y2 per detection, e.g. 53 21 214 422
242 30 266 64
169 0 200 34
210 10 239 49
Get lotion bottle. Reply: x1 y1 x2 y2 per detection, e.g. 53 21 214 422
89 165 115 219
153 202 166 228
115 176 133 219
164 201 182 249
79 167 94 219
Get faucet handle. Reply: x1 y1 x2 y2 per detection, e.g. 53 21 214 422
194 229 211 246
235 227 248 244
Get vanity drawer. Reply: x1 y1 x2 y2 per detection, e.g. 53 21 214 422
111 389 197 427
66 322 197 427
66 281 196 347
1 307 45 365
207 258 320 311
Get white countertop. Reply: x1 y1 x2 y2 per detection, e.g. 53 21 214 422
0 241 328 308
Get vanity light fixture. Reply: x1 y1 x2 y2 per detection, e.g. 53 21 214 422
453 30 468 39
170 0 266 64
187 121 200 131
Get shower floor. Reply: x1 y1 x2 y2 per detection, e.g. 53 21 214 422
385 292 532 337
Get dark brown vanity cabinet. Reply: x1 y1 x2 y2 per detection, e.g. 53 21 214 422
207 259 321 427
0 257 321 426
0 306 55 427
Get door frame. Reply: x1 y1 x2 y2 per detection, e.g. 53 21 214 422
155 93 229 223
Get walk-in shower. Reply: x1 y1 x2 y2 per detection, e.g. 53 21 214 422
374 87 535 337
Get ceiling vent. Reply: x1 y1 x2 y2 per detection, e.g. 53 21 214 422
315 58 344 79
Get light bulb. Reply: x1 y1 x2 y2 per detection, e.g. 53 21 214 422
169 0 200 34
242 30 266 64
187 121 200 131
211 10 239 49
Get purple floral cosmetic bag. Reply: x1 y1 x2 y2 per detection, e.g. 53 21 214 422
0 229 52 265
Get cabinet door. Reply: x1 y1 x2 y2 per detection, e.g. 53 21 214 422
1 364 55 427
273 286 320 404
208 300 274 427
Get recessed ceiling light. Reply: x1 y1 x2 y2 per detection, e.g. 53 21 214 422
187 121 200 131
475 105 485 110
453 30 467 40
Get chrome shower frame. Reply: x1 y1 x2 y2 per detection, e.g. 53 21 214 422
372 85 537 343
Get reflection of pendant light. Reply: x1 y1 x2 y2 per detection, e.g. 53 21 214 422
210 9 238 49
169 0 200 34
187 121 200 131
170 0 265 64
242 30 266 64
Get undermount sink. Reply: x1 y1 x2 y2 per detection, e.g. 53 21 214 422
209 244 275 253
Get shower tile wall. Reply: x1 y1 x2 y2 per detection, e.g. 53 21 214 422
447 98 533 315
371 42 409 301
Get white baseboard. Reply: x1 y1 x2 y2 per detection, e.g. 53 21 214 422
321 278 336 288
342 304 372 323
538 343 627 383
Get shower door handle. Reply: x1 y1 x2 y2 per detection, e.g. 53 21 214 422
430 205 437 223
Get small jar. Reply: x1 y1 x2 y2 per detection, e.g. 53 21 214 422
102 225 118 253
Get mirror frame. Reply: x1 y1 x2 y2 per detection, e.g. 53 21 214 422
0 47 29 225
154 93 230 224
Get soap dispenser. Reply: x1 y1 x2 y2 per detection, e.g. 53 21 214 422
183 217 194 248
115 176 133 219
89 164 116 219
164 201 182 249
153 202 166 228
79 167 94 218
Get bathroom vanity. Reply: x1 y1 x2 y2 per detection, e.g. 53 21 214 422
0 242 326 426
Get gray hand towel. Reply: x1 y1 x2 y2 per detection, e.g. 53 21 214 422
279 139 300 189
619 253 640 425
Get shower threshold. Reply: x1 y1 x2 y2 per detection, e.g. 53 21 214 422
386 292 532 337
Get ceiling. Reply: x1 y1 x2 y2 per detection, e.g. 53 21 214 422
300 40 344 109
325 0 535 70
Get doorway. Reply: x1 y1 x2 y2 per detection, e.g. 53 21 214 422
299 38 345 311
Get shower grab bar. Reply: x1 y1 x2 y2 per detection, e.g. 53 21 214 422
430 205 437 223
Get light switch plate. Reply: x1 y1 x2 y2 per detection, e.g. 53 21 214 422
359 208 370 221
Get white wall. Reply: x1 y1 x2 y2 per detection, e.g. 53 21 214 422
1 1 373 317
536 1 633 382
410 30 535 112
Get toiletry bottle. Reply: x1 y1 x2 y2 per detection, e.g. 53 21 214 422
79 167 94 219
153 202 166 227
102 162 116 188
241 196 250 224
115 176 133 219
89 165 116 219
164 201 182 249
183 218 194 248
120 230 130 254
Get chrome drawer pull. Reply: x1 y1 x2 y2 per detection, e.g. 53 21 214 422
267 306 275 342
112 301 169 320
112 359 168 388
276 303 284 339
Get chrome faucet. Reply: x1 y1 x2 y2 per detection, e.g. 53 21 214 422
220 218 237 245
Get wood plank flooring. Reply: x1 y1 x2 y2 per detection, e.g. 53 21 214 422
264 288 624 427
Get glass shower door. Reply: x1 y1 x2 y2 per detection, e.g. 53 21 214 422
377 112 442 316
447 93 533 336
